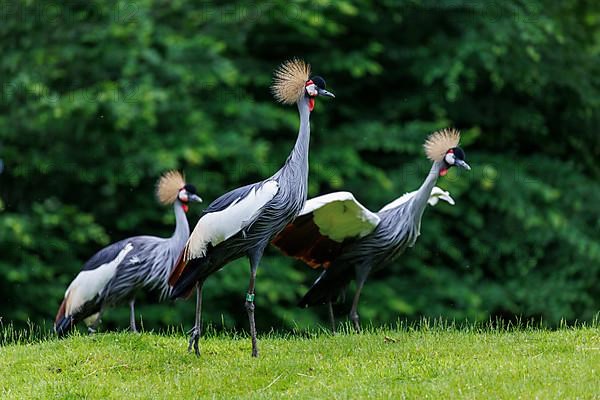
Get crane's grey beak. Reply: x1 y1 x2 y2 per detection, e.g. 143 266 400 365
455 160 471 170
189 194 203 203
317 87 335 98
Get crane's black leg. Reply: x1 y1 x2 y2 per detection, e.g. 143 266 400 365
328 301 336 334
246 250 262 357
188 283 203 356
129 299 138 333
349 269 369 333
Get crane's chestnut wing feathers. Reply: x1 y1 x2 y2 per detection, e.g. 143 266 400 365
272 192 380 268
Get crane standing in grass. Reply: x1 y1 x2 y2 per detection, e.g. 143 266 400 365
54 171 202 336
168 59 335 357
273 129 470 332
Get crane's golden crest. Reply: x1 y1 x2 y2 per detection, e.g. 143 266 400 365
156 170 185 205
272 58 311 104
424 128 461 162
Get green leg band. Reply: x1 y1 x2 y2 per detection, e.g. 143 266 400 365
246 293 255 302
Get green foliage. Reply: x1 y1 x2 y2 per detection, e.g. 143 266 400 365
0 1 598 330
1 327 599 398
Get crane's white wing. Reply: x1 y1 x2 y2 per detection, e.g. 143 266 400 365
185 180 279 260
63 242 134 317
273 191 380 268
300 192 380 240
378 186 455 212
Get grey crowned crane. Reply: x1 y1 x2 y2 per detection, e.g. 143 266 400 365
273 129 470 332
168 59 335 357
54 171 202 336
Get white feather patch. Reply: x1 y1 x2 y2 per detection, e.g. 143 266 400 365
427 187 455 206
379 186 455 212
185 181 280 260
300 192 380 242
64 243 134 317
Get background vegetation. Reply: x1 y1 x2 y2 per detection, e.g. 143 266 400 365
0 0 599 331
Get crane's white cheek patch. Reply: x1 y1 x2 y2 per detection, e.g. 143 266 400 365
64 243 134 316
186 181 279 260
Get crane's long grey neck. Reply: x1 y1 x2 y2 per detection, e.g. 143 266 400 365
285 95 311 170
409 161 443 224
171 200 190 244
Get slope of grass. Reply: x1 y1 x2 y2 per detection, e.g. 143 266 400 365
1 323 598 399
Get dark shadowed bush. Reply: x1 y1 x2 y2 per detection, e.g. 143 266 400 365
0 0 598 330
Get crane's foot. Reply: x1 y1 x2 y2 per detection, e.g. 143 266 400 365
350 312 361 334
187 326 201 356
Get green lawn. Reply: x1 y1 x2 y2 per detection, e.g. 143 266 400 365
1 324 598 399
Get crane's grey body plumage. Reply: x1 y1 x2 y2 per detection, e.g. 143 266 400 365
106 203 190 304
55 201 190 335
170 95 314 356
298 162 444 309
275 128 467 332
170 96 311 294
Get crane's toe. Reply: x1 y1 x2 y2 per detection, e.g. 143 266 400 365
188 327 201 356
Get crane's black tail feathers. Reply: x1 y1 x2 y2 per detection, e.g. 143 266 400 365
170 257 211 299
54 316 75 338
298 268 351 308
54 296 102 338
54 299 74 337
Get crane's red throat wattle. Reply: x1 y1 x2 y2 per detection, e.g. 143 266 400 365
308 97 315 111
182 204 189 213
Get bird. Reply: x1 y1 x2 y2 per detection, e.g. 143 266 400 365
54 171 202 336
168 59 335 357
273 186 455 332
272 128 470 332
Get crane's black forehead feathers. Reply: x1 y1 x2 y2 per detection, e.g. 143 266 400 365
452 147 466 160
184 184 198 194
310 76 326 89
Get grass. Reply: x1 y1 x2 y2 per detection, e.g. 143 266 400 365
0 321 599 399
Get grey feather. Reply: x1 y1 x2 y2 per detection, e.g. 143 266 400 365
104 203 190 303
299 161 444 307
57 201 190 331
171 95 312 295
